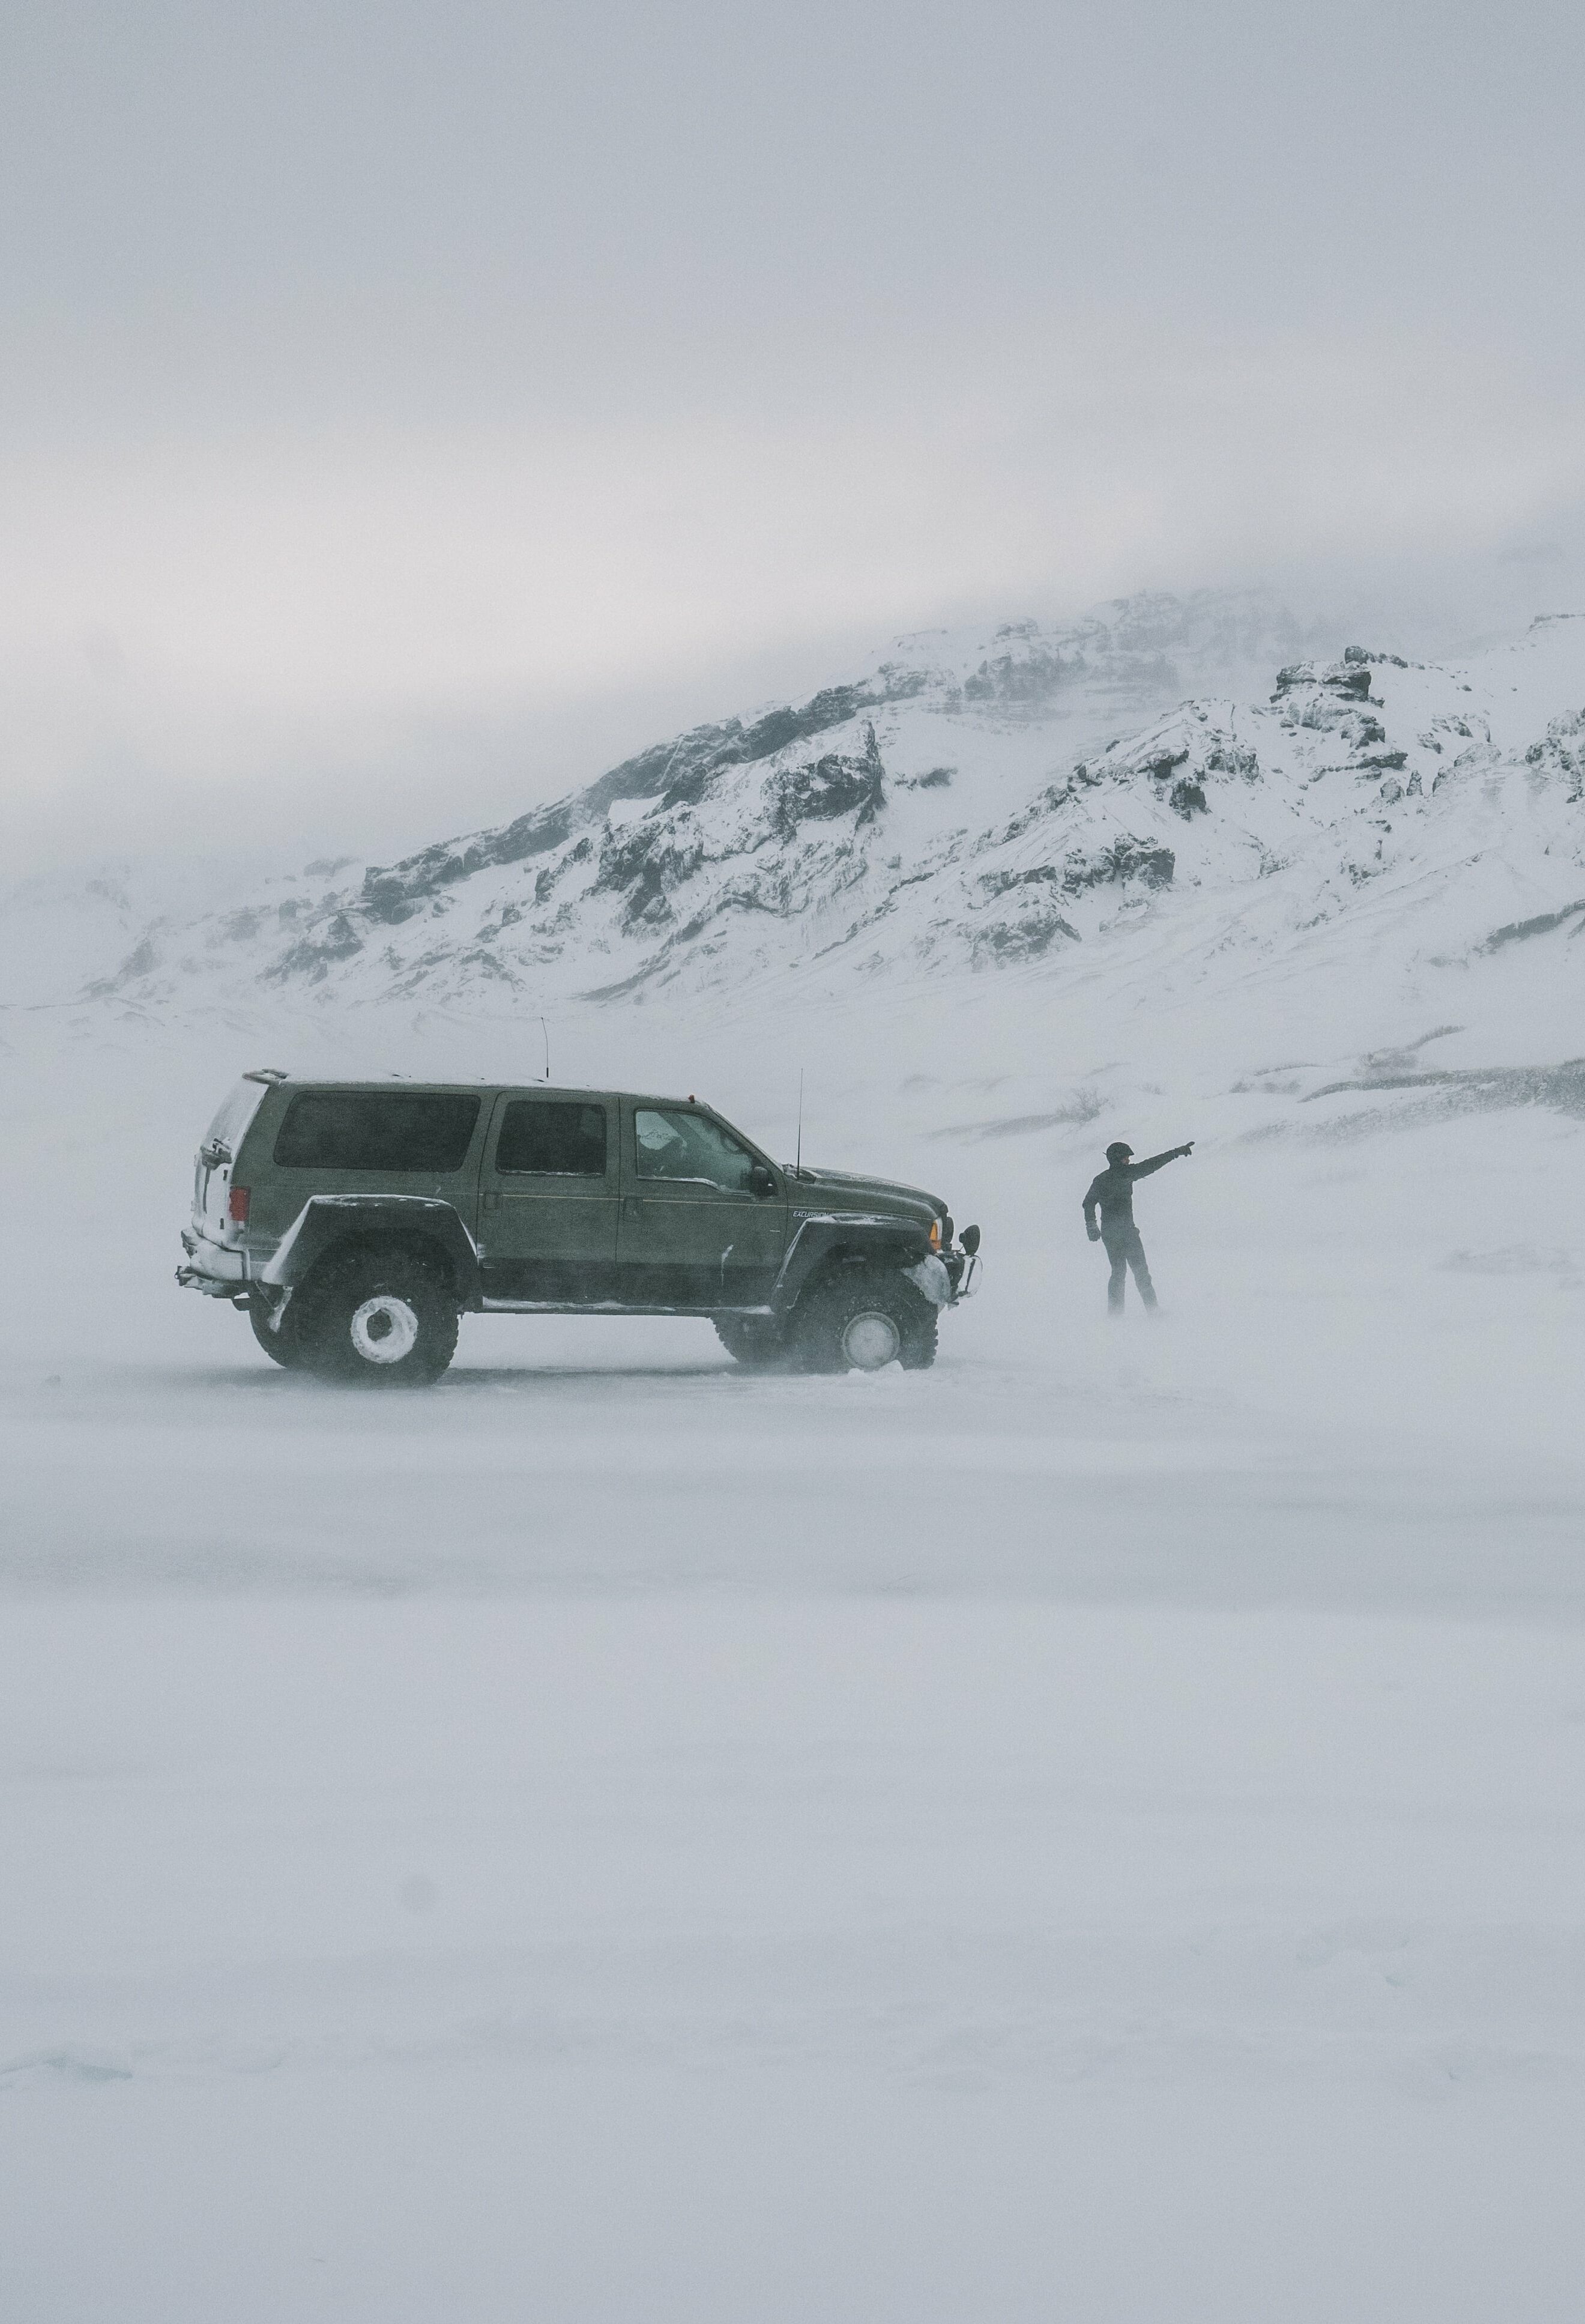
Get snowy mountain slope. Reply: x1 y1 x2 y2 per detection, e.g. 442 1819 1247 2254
8 591 1309 1011
10 593 1585 1044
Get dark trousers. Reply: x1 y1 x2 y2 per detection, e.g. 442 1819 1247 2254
1102 1223 1156 1314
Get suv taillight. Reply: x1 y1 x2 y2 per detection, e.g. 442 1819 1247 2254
228 1185 251 1224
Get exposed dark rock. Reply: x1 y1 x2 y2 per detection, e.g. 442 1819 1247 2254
360 877 417 926
586 670 922 814
534 835 592 907
1168 777 1209 818
964 647 1084 706
1523 709 1585 802
1274 659 1374 703
266 913 364 984
970 905 1081 963
361 801 576 921
592 822 705 931
1303 1059 1585 1119
1143 749 1190 780
83 933 160 994
1482 900 1585 951
767 724 886 840
213 907 267 945
1203 740 1260 780
351 670 929 922
1064 837 1176 893
979 865 1060 897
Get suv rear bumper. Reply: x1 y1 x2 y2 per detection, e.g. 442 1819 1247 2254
177 1230 247 1297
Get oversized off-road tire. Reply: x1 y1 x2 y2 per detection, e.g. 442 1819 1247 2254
789 1266 938 1375
713 1315 792 1369
247 1289 303 1369
293 1247 459 1387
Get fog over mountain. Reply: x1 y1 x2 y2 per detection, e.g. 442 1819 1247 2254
15 590 1585 1108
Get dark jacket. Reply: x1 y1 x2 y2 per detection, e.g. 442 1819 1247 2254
1082 1151 1182 1233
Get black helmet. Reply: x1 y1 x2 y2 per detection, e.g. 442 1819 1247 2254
1105 1140 1134 1163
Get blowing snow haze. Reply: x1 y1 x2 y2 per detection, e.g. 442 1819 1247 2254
8 8 1585 2320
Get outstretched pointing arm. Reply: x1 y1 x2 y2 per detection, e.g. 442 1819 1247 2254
1129 1143 1194 1179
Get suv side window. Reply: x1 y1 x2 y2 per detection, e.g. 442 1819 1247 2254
274 1092 481 1172
497 1101 608 1176
633 1108 756 1193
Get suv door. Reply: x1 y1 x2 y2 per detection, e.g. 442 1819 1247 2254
478 1091 619 1301
617 1102 789 1308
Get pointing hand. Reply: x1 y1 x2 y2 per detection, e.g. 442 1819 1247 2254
1179 1142 1195 1158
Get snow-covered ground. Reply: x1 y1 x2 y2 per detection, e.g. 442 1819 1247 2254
4 593 1585 2319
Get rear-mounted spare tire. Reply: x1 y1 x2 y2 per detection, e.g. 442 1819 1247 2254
294 1248 459 1386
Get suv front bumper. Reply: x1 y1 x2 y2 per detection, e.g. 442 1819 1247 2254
908 1247 982 1307
944 1248 981 1300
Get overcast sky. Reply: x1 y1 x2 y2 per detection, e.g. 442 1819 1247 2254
3 0 1583 872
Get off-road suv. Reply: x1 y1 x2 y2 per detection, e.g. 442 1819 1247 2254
178 1071 982 1385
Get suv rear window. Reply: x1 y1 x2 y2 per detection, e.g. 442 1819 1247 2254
497 1100 608 1176
274 1092 482 1173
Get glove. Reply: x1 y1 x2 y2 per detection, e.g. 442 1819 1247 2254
1178 1142 1195 1158
1087 1225 1100 1242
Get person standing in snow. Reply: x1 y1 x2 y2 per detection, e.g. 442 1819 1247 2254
1082 1139 1193 1316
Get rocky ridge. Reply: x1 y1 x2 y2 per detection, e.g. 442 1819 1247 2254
17 592 1585 1024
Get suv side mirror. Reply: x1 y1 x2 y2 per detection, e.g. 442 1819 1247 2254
960 1223 981 1255
748 1163 777 1199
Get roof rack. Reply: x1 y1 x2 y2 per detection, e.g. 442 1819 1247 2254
243 1068 289 1085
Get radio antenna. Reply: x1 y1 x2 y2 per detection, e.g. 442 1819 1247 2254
540 1017 551 1082
796 1068 804 1176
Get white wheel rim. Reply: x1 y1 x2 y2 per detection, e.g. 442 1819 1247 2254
842 1310 901 1370
349 1295 420 1365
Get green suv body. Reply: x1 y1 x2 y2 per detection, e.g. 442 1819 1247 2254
178 1071 982 1382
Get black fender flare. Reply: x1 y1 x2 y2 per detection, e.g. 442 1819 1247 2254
257 1196 483 1309
768 1214 933 1316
